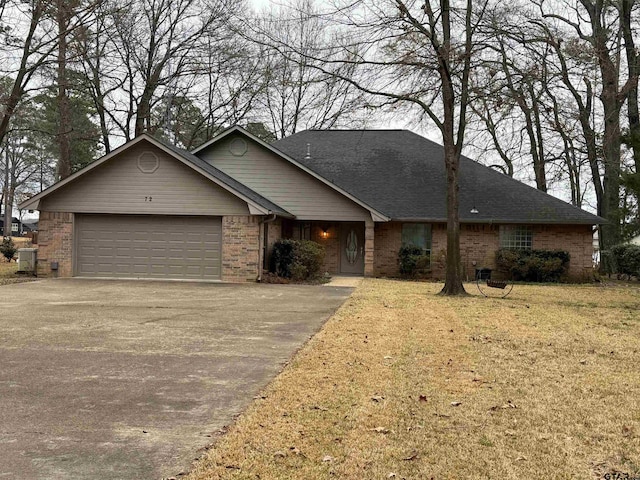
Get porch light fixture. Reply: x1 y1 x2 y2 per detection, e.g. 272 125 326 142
321 228 329 238
470 206 479 214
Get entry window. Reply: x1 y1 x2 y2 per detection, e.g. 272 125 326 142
500 225 533 250
401 223 431 254
295 222 311 241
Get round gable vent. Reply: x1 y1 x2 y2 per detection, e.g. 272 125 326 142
229 138 248 157
138 151 159 173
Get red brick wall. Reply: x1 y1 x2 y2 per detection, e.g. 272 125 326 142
312 223 339 274
265 218 282 267
374 221 595 281
373 222 402 277
531 224 594 280
222 215 260 282
430 224 448 279
364 220 374 276
36 211 74 277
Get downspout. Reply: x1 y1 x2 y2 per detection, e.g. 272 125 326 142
257 213 277 282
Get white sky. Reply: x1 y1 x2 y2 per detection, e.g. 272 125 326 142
249 0 273 9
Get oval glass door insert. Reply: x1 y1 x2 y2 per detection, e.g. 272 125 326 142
345 229 358 264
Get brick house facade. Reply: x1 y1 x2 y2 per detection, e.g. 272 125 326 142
22 127 603 283
373 222 594 281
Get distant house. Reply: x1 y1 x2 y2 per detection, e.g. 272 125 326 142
0 217 23 236
20 126 603 281
21 222 38 233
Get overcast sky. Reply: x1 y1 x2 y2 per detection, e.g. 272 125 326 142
249 0 271 9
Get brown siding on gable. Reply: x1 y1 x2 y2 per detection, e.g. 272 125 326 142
40 142 249 216
200 134 370 221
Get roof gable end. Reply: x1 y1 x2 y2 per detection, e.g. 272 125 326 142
192 126 390 222
19 134 290 216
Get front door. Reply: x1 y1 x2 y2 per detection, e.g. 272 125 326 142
340 222 365 274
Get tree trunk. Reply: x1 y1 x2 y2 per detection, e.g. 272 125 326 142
135 93 151 136
440 142 466 295
600 85 623 250
438 47 467 296
3 150 11 240
589 2 623 250
0 1 44 147
530 84 547 192
621 0 640 176
56 0 72 180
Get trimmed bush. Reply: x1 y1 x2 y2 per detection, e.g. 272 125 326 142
0 238 16 262
496 249 570 282
269 239 297 278
292 240 325 281
398 245 431 278
606 243 640 278
269 239 325 282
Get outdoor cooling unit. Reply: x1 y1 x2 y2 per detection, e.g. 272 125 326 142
17 248 37 273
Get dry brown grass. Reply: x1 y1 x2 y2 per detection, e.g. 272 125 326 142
0 244 36 284
9 236 32 247
186 280 640 480
0 261 19 276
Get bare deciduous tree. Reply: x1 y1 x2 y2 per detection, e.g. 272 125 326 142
248 0 367 139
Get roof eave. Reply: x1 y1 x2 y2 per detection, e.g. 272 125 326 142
392 217 605 225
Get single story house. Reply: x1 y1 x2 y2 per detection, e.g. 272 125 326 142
20 126 603 281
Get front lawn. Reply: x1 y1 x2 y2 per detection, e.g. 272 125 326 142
186 280 640 479
0 260 36 285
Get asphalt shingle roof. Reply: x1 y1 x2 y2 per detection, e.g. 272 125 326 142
158 138 292 217
274 130 603 224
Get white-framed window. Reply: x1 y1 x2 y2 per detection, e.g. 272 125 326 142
401 223 432 255
11 223 18 233
500 225 533 250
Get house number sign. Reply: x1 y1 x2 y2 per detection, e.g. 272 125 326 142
144 196 153 202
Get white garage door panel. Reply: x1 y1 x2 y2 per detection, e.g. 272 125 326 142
75 215 222 279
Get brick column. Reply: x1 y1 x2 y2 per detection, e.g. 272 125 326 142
364 219 375 277
221 215 260 282
36 211 74 277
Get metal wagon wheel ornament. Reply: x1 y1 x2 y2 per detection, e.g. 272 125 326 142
476 276 514 298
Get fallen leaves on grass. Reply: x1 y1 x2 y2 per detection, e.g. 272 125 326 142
370 426 390 434
185 280 640 480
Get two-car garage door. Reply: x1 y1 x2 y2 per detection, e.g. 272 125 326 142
75 214 222 280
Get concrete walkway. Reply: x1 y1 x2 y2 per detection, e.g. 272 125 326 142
324 276 364 288
0 279 353 479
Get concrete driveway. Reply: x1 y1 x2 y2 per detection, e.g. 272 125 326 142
0 279 353 479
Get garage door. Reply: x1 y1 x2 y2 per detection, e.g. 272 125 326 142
75 215 222 279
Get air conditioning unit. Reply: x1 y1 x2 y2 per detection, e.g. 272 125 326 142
17 248 37 273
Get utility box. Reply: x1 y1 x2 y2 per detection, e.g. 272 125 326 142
17 248 37 273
